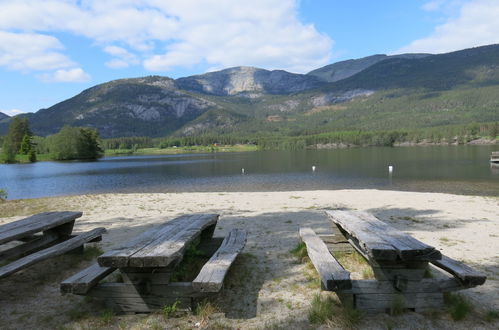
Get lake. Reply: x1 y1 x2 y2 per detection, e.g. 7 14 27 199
0 145 497 200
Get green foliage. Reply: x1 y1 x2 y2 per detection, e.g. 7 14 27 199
2 117 32 163
51 126 103 160
0 189 7 201
162 300 180 318
444 292 473 320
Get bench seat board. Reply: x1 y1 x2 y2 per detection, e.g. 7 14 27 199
192 229 247 292
61 263 116 294
0 231 60 261
0 227 106 279
0 211 82 245
431 255 486 286
326 210 441 262
98 214 219 268
299 227 351 290
355 292 444 310
339 278 466 294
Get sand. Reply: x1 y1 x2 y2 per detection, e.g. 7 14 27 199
0 189 498 329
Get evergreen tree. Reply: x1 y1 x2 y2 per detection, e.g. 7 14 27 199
51 126 103 160
2 117 32 163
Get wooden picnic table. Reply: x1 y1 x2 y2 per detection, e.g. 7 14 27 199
61 213 247 312
0 211 105 279
300 210 487 313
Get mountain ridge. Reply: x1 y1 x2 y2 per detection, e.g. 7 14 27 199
2 44 499 138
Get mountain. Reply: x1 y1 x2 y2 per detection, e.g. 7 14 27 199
307 53 430 82
1 44 499 138
176 66 323 96
0 112 10 120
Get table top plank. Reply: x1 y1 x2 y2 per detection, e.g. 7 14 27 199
0 211 83 245
98 214 219 268
326 210 440 262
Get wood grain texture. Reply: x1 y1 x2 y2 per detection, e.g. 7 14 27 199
299 227 351 290
61 263 115 294
0 227 106 279
192 229 247 292
325 210 441 262
431 255 486 286
98 214 219 268
0 211 82 244
0 231 60 261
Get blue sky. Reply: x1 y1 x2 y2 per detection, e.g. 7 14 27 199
1 0 498 115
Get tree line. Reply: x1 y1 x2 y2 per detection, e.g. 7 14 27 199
1 117 103 163
1 118 497 163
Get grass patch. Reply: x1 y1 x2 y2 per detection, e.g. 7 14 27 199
290 241 307 261
308 294 335 324
82 245 103 261
100 310 115 325
308 293 363 327
485 309 499 322
332 250 374 279
444 292 473 320
162 300 181 319
390 294 406 315
195 299 219 324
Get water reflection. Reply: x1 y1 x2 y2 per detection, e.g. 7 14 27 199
0 145 497 199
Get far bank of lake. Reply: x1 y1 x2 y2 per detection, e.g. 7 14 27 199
0 145 497 200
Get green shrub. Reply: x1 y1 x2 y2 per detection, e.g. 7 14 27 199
444 292 473 320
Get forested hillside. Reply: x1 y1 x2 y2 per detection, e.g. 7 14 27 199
1 44 498 140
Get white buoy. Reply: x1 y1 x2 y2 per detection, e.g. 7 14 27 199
242 168 245 174
312 165 316 172
388 165 393 173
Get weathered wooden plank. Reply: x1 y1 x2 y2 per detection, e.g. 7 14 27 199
98 214 219 268
337 278 466 294
325 210 440 262
0 227 106 279
0 211 82 244
326 210 398 261
0 231 60 260
192 229 247 292
87 282 206 299
431 255 486 287
299 227 351 290
121 267 173 285
355 292 444 310
61 263 116 294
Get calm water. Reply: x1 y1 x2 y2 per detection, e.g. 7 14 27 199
0 146 498 200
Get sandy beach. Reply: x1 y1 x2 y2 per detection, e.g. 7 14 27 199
0 189 498 329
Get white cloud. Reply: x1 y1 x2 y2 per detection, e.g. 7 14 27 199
398 0 499 54
0 0 333 76
0 109 25 116
0 31 74 71
103 46 139 68
39 68 91 83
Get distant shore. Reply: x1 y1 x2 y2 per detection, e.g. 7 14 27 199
0 190 497 329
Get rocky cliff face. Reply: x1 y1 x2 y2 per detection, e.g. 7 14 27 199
25 76 218 137
175 66 323 96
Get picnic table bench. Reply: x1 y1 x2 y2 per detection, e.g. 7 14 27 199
0 211 105 279
61 213 247 313
300 210 486 313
